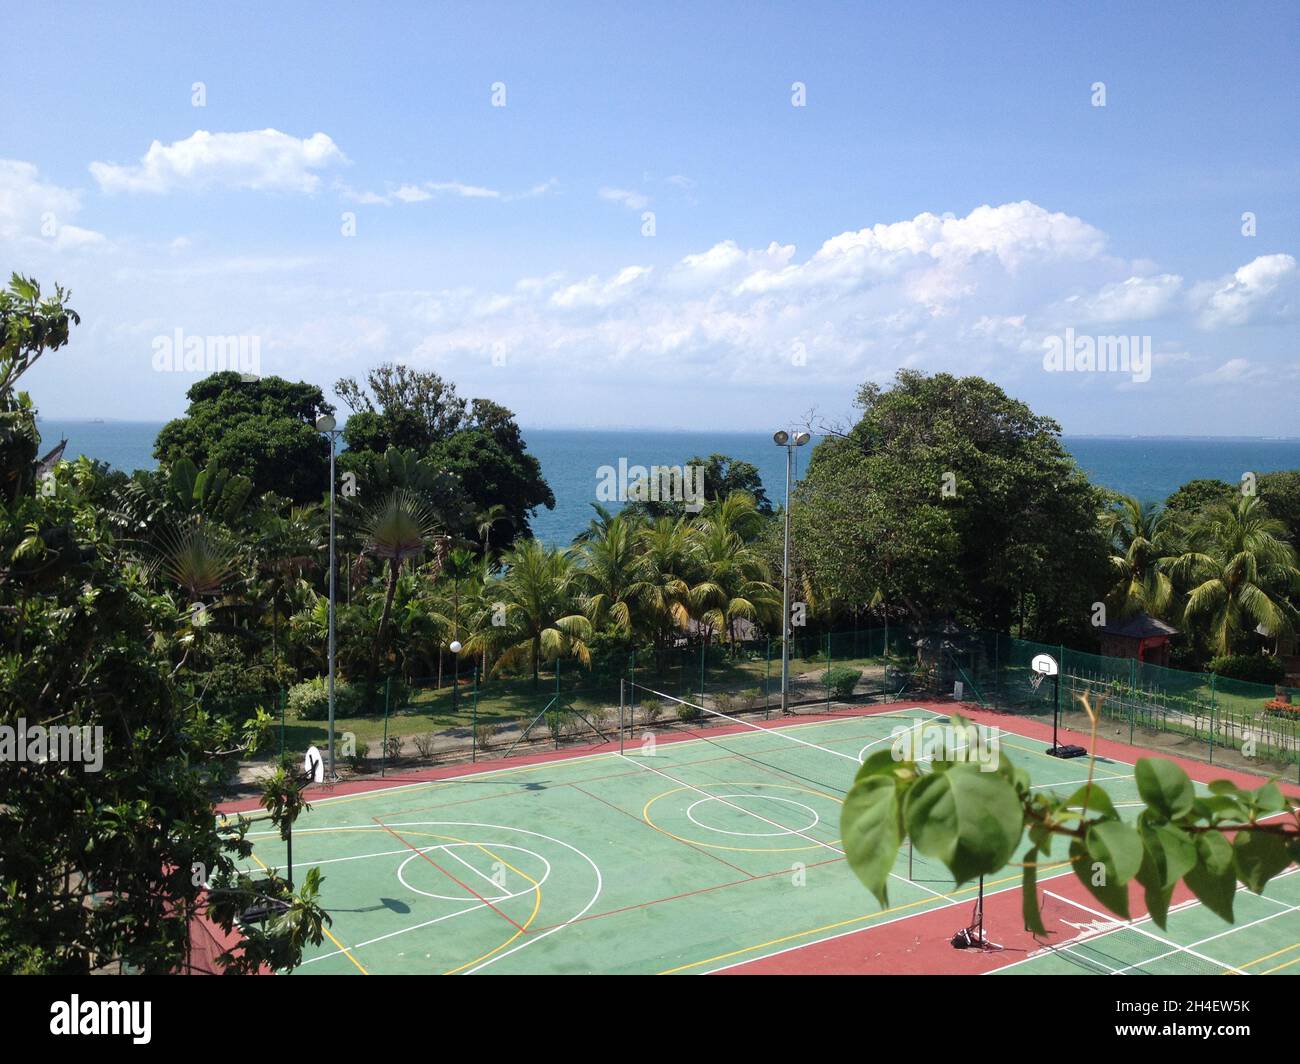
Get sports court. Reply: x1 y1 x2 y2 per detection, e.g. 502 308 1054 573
222 692 1300 975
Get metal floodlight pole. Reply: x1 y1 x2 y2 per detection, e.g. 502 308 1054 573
316 415 341 781
774 429 809 714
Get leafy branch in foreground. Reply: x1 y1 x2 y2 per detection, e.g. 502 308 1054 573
840 697 1300 933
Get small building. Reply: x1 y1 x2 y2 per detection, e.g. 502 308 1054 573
1100 613 1178 665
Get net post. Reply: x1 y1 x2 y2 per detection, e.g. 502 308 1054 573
619 677 625 755
279 685 286 761
471 666 478 763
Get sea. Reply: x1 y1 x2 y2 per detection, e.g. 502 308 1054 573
33 419 1300 547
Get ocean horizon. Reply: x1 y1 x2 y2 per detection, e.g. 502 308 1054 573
35 418 1300 547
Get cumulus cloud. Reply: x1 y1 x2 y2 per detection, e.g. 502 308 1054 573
340 177 555 205
90 129 347 194
1068 273 1184 324
1192 254 1297 328
0 159 105 247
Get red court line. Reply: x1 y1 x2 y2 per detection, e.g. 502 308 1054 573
370 816 528 934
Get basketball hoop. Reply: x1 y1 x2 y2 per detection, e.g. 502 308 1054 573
1028 670 1046 693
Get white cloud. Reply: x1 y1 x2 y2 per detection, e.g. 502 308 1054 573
90 129 347 194
1193 357 1267 384
1069 273 1184 323
598 187 650 210
1193 253 1297 328
0 159 105 247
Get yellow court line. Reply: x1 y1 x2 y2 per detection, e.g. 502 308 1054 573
1238 939 1300 970
245 848 370 975
1261 953 1300 975
658 863 1059 974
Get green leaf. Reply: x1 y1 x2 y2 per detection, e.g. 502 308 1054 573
1134 845 1172 930
840 775 901 906
1234 830 1290 893
1150 824 1197 888
1070 838 1130 920
1086 820 1144 885
1063 783 1118 821
1184 836 1236 923
1135 758 1194 820
903 764 1024 885
1252 782 1286 815
1022 847 1047 935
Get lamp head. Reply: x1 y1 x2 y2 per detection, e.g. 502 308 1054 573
449 640 463 655
773 430 790 446
315 414 337 433
794 431 811 446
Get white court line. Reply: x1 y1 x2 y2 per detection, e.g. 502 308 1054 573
442 844 519 894
302 903 485 964
1041 891 1248 974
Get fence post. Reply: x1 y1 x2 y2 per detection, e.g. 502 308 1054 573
764 637 772 719
699 641 706 705
279 686 286 761
381 675 391 778
825 631 832 711
471 666 478 763
1208 672 1216 764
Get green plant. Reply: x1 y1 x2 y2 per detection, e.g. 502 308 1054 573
824 666 861 700
474 723 495 749
841 703 1300 933
287 676 366 721
639 697 663 725
1206 653 1286 685
347 741 370 771
412 732 438 758
676 700 702 723
382 735 403 762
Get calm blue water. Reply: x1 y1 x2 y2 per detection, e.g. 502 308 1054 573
34 419 1300 546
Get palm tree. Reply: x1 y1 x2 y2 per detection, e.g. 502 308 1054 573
628 517 695 664
471 539 591 685
577 511 642 635
686 515 779 650
1103 494 1178 621
360 489 444 680
473 504 514 557
251 502 321 665
1168 495 1300 655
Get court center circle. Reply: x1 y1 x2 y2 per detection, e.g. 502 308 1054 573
397 842 552 903
684 793 820 837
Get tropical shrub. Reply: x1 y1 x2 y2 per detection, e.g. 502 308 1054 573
287 676 365 720
824 667 862 699
1206 653 1286 685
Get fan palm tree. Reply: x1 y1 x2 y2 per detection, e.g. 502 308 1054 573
1102 494 1178 621
1168 495 1300 655
470 539 591 685
360 489 444 680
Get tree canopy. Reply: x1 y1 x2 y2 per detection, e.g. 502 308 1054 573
154 373 333 504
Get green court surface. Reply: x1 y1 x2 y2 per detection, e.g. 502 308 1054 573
228 704 1300 975
994 869 1300 976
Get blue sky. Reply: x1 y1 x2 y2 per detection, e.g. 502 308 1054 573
2 1 1297 433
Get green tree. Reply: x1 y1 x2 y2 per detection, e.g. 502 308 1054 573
794 371 1110 639
1 279 326 973
1103 494 1179 621
154 373 332 503
472 539 592 684
1169 495 1300 655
